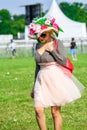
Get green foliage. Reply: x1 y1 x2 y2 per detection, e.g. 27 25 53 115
0 9 25 36
0 55 87 130
84 4 87 13
41 12 45 17
13 14 25 21
59 2 87 25
0 1 87 37
0 20 12 34
11 19 25 36
0 9 12 34
0 9 11 21
12 14 25 34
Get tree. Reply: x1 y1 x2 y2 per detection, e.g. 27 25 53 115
13 14 25 21
0 9 25 36
84 4 87 13
0 9 11 21
11 19 25 36
0 9 12 34
59 2 87 26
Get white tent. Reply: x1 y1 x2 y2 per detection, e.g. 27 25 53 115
45 0 87 39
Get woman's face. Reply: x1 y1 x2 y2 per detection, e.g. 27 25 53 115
38 31 51 44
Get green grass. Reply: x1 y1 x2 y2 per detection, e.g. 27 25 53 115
0 54 87 130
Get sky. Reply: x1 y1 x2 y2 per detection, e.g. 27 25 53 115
0 0 87 15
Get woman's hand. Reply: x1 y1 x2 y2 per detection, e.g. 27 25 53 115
37 41 54 55
30 90 34 98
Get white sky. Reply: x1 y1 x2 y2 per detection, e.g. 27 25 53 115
0 0 87 15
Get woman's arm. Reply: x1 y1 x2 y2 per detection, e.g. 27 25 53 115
30 62 40 98
30 44 40 98
34 62 40 83
50 40 67 66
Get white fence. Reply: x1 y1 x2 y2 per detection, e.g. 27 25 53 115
61 37 87 54
0 35 13 44
0 38 87 58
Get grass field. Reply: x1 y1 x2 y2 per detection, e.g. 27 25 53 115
0 54 87 130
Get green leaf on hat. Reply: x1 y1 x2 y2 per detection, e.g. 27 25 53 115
49 24 53 27
55 32 58 37
35 17 47 25
59 27 64 32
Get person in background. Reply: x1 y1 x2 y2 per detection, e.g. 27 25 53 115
9 39 16 57
29 17 83 130
32 43 36 56
70 37 77 60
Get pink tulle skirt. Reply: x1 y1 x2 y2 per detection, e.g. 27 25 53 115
34 64 84 108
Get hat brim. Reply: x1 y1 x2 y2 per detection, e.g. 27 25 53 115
37 27 58 38
29 27 58 40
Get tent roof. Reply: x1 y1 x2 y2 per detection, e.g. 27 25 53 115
45 0 87 38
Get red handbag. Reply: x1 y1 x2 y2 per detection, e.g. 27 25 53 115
53 40 74 73
65 58 74 73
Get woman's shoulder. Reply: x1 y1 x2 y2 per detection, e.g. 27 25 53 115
55 39 63 46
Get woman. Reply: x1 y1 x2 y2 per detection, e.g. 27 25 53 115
29 17 83 130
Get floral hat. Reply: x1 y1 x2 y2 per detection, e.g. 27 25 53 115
29 17 63 39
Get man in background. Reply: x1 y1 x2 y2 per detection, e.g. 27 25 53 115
9 39 16 57
70 37 77 60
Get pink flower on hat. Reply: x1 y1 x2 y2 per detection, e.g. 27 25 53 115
53 23 59 30
51 18 55 24
51 18 59 30
41 25 48 30
30 29 35 35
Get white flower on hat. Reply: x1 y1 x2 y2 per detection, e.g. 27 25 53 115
35 24 41 33
29 23 36 30
45 19 51 25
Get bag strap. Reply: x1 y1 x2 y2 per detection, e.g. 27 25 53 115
53 40 58 52
53 40 74 73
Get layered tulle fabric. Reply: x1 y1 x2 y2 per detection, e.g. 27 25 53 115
34 65 84 108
